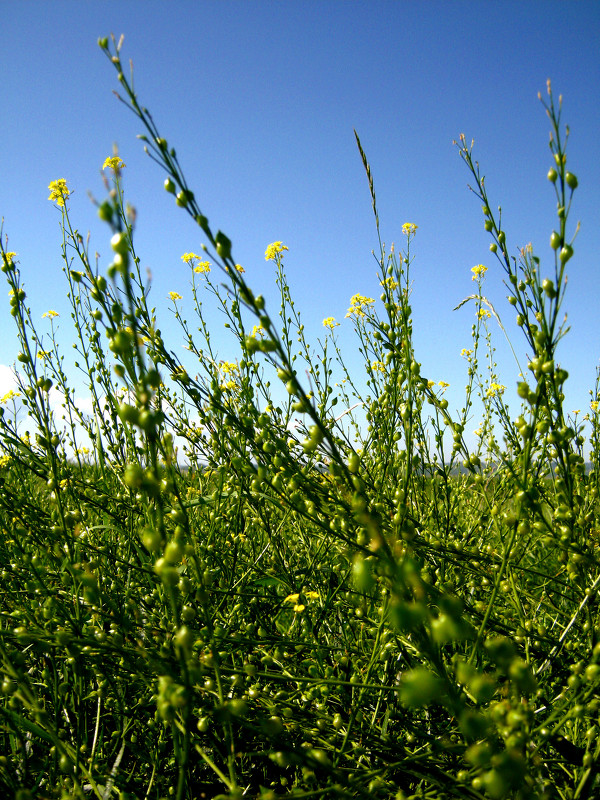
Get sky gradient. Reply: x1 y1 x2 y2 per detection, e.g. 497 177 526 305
2 1 599 451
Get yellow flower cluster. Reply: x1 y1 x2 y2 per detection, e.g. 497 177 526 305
102 156 126 172
42 310 59 318
591 401 599 412
345 294 375 318
265 241 289 261
401 222 418 236
1 390 20 404
283 591 320 613
168 291 182 301
371 361 386 373
48 179 70 207
251 325 266 338
380 276 399 291
322 317 339 330
477 309 491 320
471 264 488 280
486 382 506 397
438 381 450 390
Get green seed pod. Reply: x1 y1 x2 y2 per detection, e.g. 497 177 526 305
98 201 113 222
565 172 578 189
547 168 558 183
550 231 561 250
559 244 573 264
215 231 232 260
110 232 129 255
164 178 176 194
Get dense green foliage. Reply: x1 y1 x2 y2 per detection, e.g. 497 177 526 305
1 37 599 800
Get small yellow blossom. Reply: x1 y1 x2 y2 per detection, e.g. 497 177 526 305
284 593 300 604
401 223 418 236
380 276 399 291
305 591 320 600
220 361 239 375
322 317 339 330
1 390 20 404
36 351 50 359
42 310 59 318
591 401 599 412
251 325 265 338
427 380 436 388
461 348 473 358
438 381 450 390
471 264 488 280
2 252 17 266
194 261 211 274
182 252 201 264
486 382 506 397
234 263 245 273
0 455 10 468
265 241 289 261
48 179 70 207
293 604 305 613
345 294 375 318
168 291 182 301
371 361 386 373
477 309 491 320
102 156 126 172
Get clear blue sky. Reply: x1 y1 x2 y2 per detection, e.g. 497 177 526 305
2 1 599 451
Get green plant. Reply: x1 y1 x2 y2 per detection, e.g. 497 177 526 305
0 37 598 800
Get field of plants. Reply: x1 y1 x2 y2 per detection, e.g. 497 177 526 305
0 35 599 800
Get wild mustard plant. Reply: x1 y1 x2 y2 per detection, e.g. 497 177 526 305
0 36 599 800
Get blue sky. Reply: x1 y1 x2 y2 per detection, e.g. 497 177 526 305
1 1 599 451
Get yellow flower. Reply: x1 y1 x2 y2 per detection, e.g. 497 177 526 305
380 276 399 291
194 261 211 274
182 252 201 264
48 179 70 207
401 222 418 236
1 390 20 404
168 291 182 301
591 401 599 412
36 351 50 359
234 264 245 273
371 361 386 373
438 381 450 390
322 317 339 330
42 310 59 318
219 361 239 375
427 380 436 388
265 241 289 261
477 309 491 320
293 604 305 613
461 348 473 358
471 264 488 280
486 382 506 397
2 251 17 265
0 455 10 468
102 156 126 172
305 591 319 601
284 593 300 604
251 325 266 338
345 294 375 318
